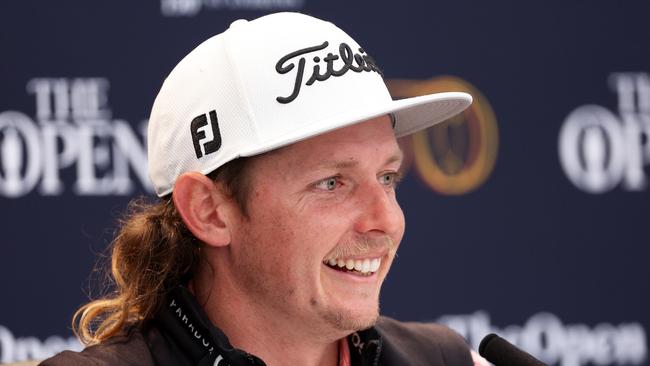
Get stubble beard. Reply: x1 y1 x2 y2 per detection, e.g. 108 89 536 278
233 230 393 336
237 251 382 337
239 258 381 333
318 299 380 333
316 236 394 332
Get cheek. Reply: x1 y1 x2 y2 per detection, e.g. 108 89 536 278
234 218 302 298
388 203 404 237
239 206 312 273
243 184 351 270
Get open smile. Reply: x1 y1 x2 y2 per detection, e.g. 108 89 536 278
322 257 381 277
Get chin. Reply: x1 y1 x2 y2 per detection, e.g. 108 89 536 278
321 304 380 332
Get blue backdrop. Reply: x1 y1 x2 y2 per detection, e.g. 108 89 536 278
1 1 648 365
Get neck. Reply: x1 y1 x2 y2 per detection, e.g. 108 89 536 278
191 255 343 366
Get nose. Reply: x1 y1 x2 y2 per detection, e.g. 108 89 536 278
352 180 405 238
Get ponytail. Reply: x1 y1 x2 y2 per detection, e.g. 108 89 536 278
73 157 252 345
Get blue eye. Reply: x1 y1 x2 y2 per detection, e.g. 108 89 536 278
315 177 340 191
380 172 401 188
380 174 393 185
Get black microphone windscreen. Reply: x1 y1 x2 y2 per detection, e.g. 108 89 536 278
479 334 548 366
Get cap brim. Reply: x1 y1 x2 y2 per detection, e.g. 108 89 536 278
240 91 472 157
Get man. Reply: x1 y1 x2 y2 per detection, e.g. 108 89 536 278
42 12 484 366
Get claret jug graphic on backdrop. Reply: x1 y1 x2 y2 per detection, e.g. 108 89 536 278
0 78 151 198
388 76 499 195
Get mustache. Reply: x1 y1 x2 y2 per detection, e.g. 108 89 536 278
327 236 396 258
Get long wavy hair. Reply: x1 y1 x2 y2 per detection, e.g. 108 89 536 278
73 158 251 345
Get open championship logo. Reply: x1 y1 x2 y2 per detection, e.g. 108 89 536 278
0 78 152 198
439 311 647 366
559 73 650 194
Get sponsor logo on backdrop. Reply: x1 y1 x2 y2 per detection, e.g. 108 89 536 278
0 325 81 363
0 78 151 197
559 72 650 194
387 76 499 195
160 0 304 16
439 311 647 366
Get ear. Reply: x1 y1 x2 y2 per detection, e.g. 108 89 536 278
173 172 233 248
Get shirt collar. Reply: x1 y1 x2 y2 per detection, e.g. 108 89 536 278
156 286 383 366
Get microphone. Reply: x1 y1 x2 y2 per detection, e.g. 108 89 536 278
479 334 548 366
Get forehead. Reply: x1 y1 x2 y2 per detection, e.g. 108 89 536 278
258 115 401 170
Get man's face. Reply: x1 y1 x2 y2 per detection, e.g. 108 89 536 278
227 115 405 338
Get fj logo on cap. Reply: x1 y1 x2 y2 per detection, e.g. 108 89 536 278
190 110 222 158
275 41 382 104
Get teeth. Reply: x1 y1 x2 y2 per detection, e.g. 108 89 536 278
370 258 380 272
345 259 355 270
363 259 371 273
354 260 363 272
325 257 382 274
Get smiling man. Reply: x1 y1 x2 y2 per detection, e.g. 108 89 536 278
42 12 479 366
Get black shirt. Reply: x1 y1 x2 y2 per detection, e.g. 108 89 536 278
41 287 473 366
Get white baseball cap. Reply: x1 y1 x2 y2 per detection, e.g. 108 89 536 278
148 12 472 197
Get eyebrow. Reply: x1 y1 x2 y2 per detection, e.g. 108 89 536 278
318 150 404 170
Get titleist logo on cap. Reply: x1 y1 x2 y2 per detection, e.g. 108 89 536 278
275 41 382 104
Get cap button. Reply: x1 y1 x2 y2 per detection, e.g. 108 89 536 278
229 19 248 29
